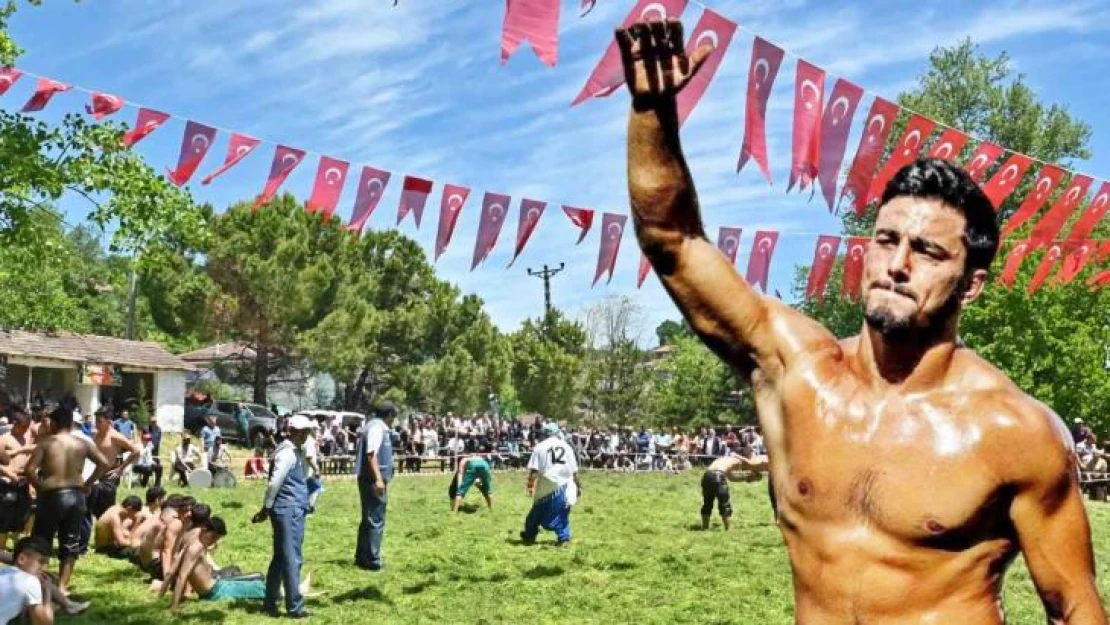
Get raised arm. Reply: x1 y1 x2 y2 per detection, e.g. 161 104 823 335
1009 411 1107 625
618 19 834 377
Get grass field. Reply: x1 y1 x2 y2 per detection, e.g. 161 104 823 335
57 471 1110 624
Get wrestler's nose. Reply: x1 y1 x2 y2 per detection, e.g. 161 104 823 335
886 241 912 283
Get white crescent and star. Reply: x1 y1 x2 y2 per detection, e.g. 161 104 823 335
191 134 211 153
818 242 834 258
997 164 1019 186
722 236 738 254
800 79 820 111
324 167 343 185
933 143 954 159
1091 193 1109 213
235 145 251 158
280 153 300 169
489 203 505 222
850 243 866 260
525 207 542 222
640 2 667 20
866 114 885 143
969 154 989 173
447 193 465 211
695 30 719 51
757 236 773 253
0 75 13 87
1065 185 1083 205
1048 246 1062 260
1035 176 1053 197
829 96 850 126
366 178 384 198
142 120 162 132
607 221 623 239
902 130 922 156
753 58 770 87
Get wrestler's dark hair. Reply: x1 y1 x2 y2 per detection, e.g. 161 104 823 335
122 495 143 511
190 503 212 525
146 487 167 505
14 536 50 560
204 517 228 537
163 494 186 510
880 158 1000 274
51 404 74 429
448 474 459 501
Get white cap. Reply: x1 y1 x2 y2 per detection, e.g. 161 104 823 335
288 415 315 431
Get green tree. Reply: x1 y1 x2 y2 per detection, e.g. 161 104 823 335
648 335 745 427
581 295 652 426
791 39 1110 431
655 319 692 346
206 195 347 404
510 310 585 420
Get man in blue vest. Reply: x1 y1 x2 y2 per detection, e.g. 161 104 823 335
251 415 313 619
354 402 396 571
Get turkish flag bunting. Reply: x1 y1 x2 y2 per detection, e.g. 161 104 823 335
593 212 627 286
736 37 785 187
396 175 434 228
841 236 869 301
1002 164 1065 236
501 0 561 67
1027 174 1093 248
571 0 688 105
1063 181 1110 241
926 128 969 161
201 133 261 185
562 206 595 244
1027 242 1065 294
637 253 652 289
675 8 736 126
787 59 825 193
745 230 779 293
816 78 863 212
805 235 841 300
842 97 899 215
121 108 170 148
85 92 124 120
1096 240 1110 266
867 114 936 204
963 142 1004 183
472 192 512 270
166 121 217 187
255 145 305 208
306 156 349 218
1054 240 1098 285
0 67 21 95
981 153 1033 210
509 198 547 267
435 184 470 261
348 166 391 233
716 226 743 265
997 240 1031 288
21 77 69 112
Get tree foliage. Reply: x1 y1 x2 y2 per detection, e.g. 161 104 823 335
509 310 586 421
581 295 652 425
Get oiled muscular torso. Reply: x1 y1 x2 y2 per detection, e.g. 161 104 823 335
757 344 1034 624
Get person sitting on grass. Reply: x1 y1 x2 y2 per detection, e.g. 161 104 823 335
161 517 312 614
93 495 144 559
450 455 494 512
0 536 54 625
244 448 268 480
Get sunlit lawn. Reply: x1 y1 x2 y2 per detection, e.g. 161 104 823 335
58 471 1110 624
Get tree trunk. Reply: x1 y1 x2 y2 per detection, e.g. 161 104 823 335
253 343 268 405
345 366 372 411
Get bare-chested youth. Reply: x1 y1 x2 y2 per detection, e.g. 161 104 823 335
617 18 1106 625
25 406 111 595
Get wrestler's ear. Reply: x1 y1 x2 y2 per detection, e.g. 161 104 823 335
959 268 988 305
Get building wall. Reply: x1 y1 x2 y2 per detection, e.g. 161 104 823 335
155 370 186 432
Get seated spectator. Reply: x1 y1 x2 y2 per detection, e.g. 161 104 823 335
94 496 144 560
133 432 163 488
207 437 231 474
199 416 221 452
0 537 54 624
244 449 267 480
1077 433 1107 474
171 434 205 486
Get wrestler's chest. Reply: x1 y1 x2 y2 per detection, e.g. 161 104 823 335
776 395 1002 537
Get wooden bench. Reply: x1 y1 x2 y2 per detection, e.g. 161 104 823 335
1080 472 1109 501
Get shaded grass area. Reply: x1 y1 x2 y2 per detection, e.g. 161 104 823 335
59 472 1108 624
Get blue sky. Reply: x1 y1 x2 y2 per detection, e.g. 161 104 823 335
8 0 1110 342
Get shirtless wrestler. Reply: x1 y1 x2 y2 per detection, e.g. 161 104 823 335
700 450 769 531
616 18 1106 624
93 495 143 559
25 406 111 595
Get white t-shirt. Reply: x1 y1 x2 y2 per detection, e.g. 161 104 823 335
528 436 578 502
0 567 43 623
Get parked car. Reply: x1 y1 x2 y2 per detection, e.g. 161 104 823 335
185 400 278 449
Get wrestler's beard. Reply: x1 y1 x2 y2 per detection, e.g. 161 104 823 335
864 283 962 346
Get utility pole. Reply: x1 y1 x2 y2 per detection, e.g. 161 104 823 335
527 263 565 317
